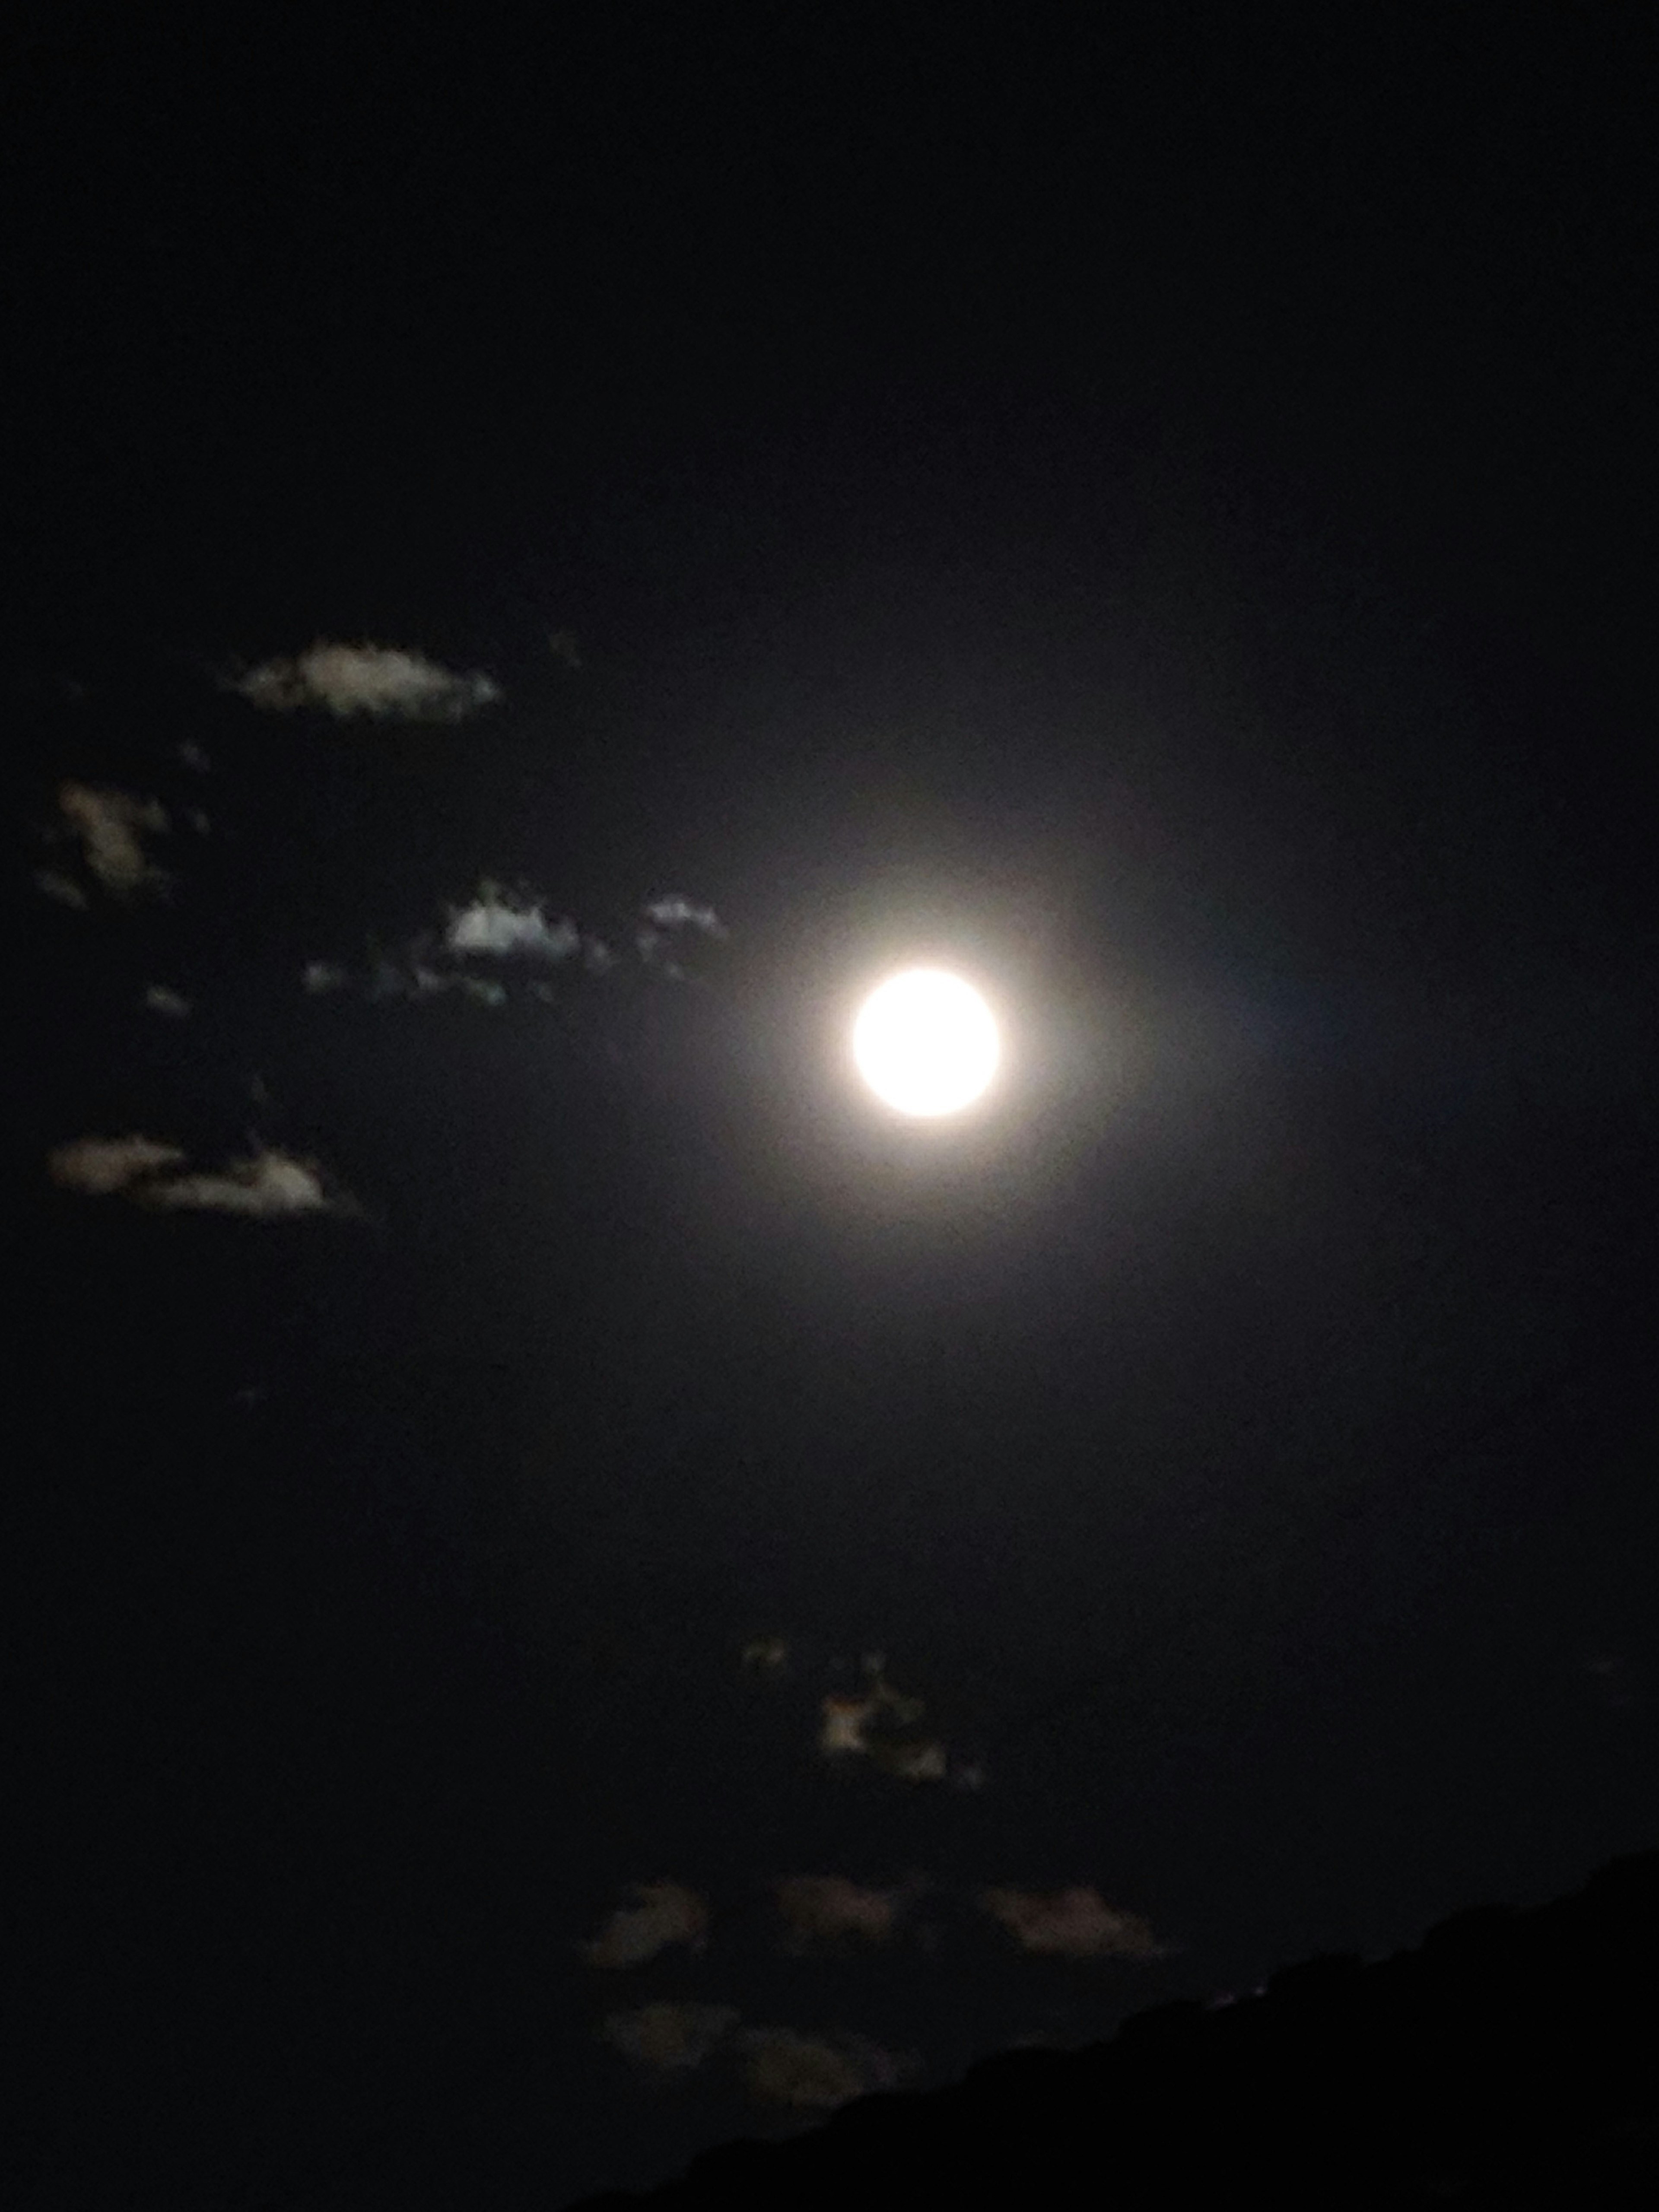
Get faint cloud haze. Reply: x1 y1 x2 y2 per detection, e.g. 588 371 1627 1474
143 985 193 1019
581 1882 711 1969
642 894 727 939
772 1875 912 1951
978 1885 1166 1959
54 782 172 898
227 640 502 721
735 2027 915 2111
48 1135 188 1196
599 2002 738 2073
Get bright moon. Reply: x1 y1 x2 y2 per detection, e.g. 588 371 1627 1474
852 968 1001 1117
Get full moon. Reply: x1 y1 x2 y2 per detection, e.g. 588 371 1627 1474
852 968 1001 1117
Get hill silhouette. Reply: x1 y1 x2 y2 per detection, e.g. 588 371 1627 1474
572 1848 1658 2209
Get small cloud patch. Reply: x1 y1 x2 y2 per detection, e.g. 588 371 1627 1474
55 783 172 898
49 1138 351 1220
444 887 581 961
978 1885 1166 1960
228 640 501 723
773 1875 911 1952
599 2002 738 2074
581 1882 710 1970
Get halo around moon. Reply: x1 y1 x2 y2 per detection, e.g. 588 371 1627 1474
852 968 1001 1117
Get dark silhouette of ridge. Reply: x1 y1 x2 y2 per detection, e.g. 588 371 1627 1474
572 1849 1658 2209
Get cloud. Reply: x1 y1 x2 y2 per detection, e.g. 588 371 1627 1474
228 640 501 722
34 868 89 909
55 782 172 897
49 1138 350 1220
978 1886 1166 1960
735 2028 915 2112
581 1882 710 1970
303 962 351 994
772 1876 912 1952
143 985 192 1019
444 888 582 960
741 1637 789 1675
137 1149 335 1218
599 2002 738 2073
642 894 728 939
817 1659 941 1781
48 1135 187 1196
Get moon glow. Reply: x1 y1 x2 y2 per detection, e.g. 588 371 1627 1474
852 969 1001 1117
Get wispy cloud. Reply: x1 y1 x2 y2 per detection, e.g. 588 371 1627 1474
642 894 727 939
735 2028 915 2111
34 868 89 909
48 1135 187 1196
142 985 192 1019
138 1150 336 1218
978 1886 1166 1960
227 640 502 722
444 887 582 960
49 1138 351 1220
772 1875 913 1953
815 1657 954 1783
580 1882 710 1970
599 2002 738 2073
54 783 172 898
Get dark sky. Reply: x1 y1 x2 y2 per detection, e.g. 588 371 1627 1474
7 16 1655 2208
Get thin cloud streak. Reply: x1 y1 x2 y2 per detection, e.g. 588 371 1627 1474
227 640 502 722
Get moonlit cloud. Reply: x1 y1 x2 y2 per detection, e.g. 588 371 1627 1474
49 1138 351 1220
599 2002 739 2073
772 1875 911 1952
444 888 582 960
978 1886 1166 1960
735 2028 915 2111
56 782 172 897
143 985 192 1019
138 1149 335 1218
48 1135 188 1196
816 1658 940 1780
228 640 502 722
642 893 727 938
581 1882 710 1969
34 868 89 909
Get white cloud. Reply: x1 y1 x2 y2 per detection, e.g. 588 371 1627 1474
56 782 172 897
50 1138 350 1220
580 1882 710 1970
599 2002 738 2073
228 640 501 722
978 1886 1165 1960
48 1135 187 1196
303 962 351 994
137 1149 337 1219
642 894 728 939
444 889 581 961
143 985 192 1019
773 1875 911 1952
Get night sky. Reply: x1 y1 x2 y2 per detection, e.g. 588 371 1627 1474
7 16 1655 2208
